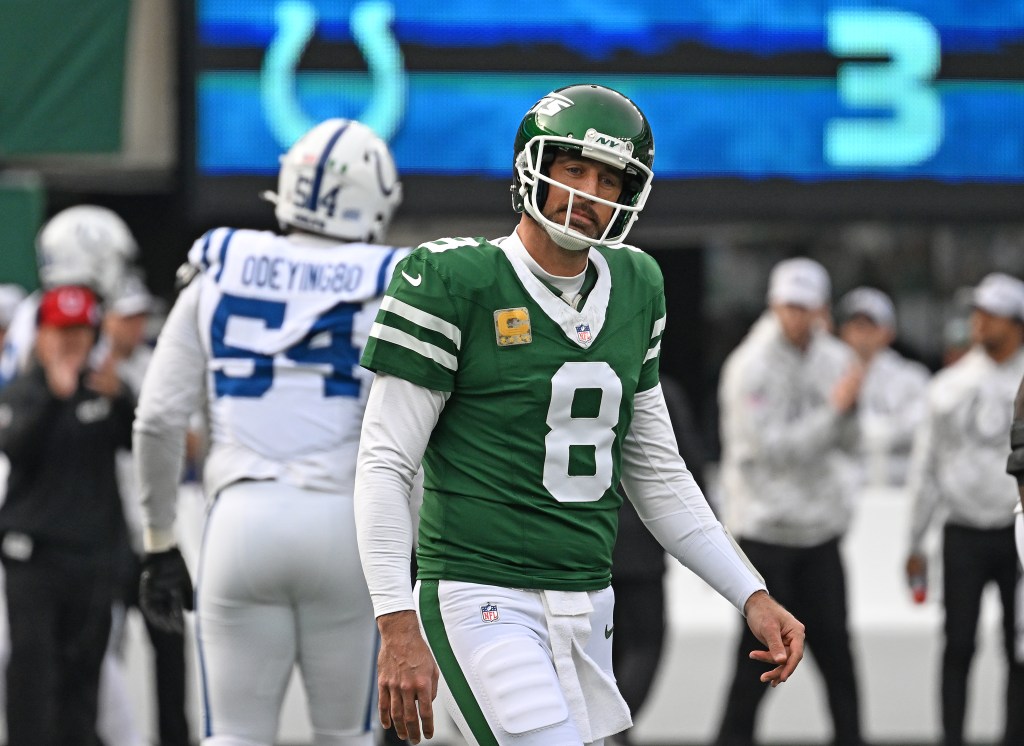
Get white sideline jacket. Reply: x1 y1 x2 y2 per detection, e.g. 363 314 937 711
853 348 931 487
906 345 1024 553
718 312 861 547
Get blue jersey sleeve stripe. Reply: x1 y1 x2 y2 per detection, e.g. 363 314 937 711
376 248 398 295
199 230 215 270
213 229 237 283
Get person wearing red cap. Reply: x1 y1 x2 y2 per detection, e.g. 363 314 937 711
0 285 135 745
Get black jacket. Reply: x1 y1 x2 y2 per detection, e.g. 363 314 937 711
0 363 134 555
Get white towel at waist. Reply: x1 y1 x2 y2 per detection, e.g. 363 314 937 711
541 590 632 743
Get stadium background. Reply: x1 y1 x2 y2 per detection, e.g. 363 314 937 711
0 1 1020 743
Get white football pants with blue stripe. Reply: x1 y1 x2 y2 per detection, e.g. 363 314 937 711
197 480 376 746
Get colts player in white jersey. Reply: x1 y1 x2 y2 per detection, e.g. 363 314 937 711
133 119 407 746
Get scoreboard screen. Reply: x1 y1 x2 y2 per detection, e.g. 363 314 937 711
188 1 1024 220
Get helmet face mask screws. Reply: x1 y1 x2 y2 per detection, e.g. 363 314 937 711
265 119 403 244
511 84 655 251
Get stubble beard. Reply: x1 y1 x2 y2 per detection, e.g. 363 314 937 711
543 199 604 240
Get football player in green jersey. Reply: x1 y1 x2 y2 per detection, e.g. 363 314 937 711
354 84 805 746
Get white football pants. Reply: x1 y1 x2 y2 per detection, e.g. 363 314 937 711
197 480 376 746
416 579 621 746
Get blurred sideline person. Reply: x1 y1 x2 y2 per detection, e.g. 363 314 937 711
0 284 27 372
0 204 139 388
836 287 930 488
609 374 706 746
0 206 156 743
905 272 1024 746
96 275 193 746
941 286 977 368
133 118 407 746
1010 368 1024 569
355 83 803 746
943 317 972 367
716 257 865 746
0 286 135 746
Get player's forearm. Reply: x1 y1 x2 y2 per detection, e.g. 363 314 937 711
133 281 205 552
621 385 766 613
355 458 418 616
635 487 767 613
135 427 187 552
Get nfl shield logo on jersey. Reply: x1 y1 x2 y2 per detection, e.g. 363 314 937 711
575 323 592 344
480 603 499 623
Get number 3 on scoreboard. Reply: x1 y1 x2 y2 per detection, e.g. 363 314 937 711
826 9 943 168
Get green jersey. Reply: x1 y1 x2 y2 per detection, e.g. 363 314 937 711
360 233 666 591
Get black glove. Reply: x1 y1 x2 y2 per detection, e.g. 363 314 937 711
139 547 194 635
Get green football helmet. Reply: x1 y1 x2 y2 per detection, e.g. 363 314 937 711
512 84 655 251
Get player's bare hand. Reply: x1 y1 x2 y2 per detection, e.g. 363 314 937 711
743 590 805 687
376 610 439 744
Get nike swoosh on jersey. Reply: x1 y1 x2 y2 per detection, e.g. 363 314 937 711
604 624 614 639
402 271 423 286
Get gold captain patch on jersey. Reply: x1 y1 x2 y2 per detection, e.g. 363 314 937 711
494 307 532 346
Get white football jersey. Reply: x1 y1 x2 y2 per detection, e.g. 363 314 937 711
0 292 41 388
159 228 407 498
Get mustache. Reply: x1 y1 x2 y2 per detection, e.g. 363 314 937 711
549 201 599 224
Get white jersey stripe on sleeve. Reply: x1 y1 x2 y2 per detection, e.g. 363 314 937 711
651 315 666 339
369 322 459 371
380 296 462 348
644 341 661 362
